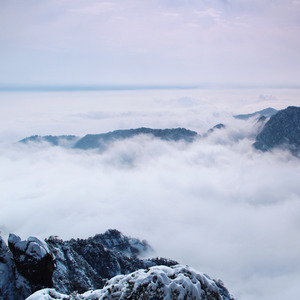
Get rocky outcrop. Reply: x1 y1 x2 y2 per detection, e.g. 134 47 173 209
0 235 52 300
0 230 178 299
253 106 300 155
1 230 235 299
8 234 54 288
46 229 177 295
27 265 235 300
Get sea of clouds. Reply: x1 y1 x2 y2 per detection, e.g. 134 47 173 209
0 88 300 300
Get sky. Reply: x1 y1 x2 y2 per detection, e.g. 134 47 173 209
1 0 300 87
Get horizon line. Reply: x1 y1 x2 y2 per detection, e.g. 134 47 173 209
1 84 300 92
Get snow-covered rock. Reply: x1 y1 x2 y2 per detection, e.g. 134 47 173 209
46 229 176 294
8 233 54 288
26 265 235 300
0 230 177 299
1 230 235 299
0 236 32 299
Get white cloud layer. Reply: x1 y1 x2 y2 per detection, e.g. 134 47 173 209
0 89 300 299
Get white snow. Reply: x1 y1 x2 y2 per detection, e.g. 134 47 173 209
26 264 233 299
26 288 68 300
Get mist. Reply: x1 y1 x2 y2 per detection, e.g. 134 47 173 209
1 89 300 300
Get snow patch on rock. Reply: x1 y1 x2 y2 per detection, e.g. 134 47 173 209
27 265 235 300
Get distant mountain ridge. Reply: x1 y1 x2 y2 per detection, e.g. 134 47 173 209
19 128 199 151
18 106 300 157
19 135 78 147
73 127 198 150
234 107 277 120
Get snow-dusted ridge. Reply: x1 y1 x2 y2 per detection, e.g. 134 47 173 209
0 230 235 300
27 265 235 300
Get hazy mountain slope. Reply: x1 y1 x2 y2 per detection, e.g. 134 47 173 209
234 107 277 120
253 106 300 155
19 128 198 151
73 127 198 150
19 135 78 147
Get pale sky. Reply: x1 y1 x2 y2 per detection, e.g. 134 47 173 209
1 0 300 87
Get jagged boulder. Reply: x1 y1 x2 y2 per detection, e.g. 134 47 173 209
8 234 55 288
0 236 32 299
26 265 235 300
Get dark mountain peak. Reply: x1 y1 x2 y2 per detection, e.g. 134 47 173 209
213 123 226 129
90 229 152 257
253 106 300 155
73 127 198 150
234 107 277 120
208 123 226 133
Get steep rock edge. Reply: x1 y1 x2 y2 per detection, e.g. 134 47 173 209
253 106 300 156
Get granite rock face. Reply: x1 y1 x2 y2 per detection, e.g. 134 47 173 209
253 106 300 155
0 235 51 300
8 234 54 288
0 230 177 299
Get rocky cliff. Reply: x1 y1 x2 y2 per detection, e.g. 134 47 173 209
253 106 300 156
0 229 177 299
